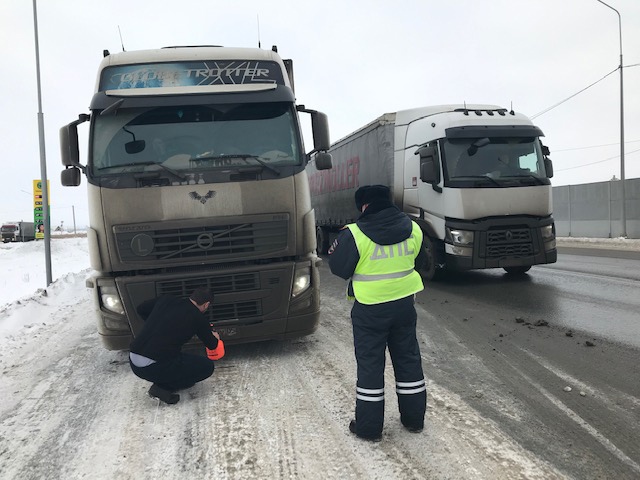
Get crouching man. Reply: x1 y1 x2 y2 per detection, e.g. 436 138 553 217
129 287 220 405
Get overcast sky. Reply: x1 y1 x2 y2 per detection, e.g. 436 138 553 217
1 0 638 229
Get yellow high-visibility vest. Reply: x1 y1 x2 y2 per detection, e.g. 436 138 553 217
347 221 424 304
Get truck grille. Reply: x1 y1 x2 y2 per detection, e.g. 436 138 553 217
116 220 288 263
157 273 262 322
485 228 533 258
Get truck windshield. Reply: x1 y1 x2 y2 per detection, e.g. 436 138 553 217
90 102 302 177
442 137 550 186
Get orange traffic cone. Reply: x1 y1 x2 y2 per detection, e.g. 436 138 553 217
206 340 225 360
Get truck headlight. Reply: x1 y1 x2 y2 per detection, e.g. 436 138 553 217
541 224 555 241
541 224 556 252
446 228 474 246
99 285 125 315
292 267 311 298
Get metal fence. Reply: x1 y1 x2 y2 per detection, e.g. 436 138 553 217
553 178 640 238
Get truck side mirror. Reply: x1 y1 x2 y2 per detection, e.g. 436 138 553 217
60 124 80 167
61 166 82 186
544 157 554 178
418 146 440 184
314 152 333 170
310 111 331 152
60 114 89 170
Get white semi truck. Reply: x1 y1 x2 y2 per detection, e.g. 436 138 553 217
1 221 35 243
59 45 332 350
307 104 557 280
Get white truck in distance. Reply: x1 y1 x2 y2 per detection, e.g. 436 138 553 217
59 45 332 350
307 105 557 279
1 221 35 243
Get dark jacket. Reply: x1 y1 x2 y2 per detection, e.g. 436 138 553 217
328 199 426 283
129 296 218 361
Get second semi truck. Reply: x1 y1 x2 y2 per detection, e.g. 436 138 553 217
307 104 557 279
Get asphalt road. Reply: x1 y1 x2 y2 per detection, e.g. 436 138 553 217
399 246 640 479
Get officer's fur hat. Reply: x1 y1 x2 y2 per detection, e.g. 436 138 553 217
355 184 391 211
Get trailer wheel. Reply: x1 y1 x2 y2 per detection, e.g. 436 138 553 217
420 235 441 282
503 266 531 275
316 227 330 255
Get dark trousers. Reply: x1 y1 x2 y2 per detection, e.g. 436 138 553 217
129 352 215 391
351 295 427 437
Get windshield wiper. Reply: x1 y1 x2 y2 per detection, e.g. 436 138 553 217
193 153 280 176
518 174 546 185
98 161 187 180
456 175 503 187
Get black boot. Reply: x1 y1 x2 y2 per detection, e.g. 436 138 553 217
349 420 382 442
148 384 180 404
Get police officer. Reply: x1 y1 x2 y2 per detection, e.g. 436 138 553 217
328 185 427 442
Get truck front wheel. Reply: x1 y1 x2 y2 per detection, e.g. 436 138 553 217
420 235 441 281
504 266 532 275
316 227 330 255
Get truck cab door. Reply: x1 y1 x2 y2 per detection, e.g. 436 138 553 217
416 142 446 239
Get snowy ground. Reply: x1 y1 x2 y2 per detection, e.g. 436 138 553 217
0 236 634 479
556 236 640 251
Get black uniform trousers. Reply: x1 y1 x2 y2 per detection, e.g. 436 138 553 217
129 352 215 392
351 294 427 438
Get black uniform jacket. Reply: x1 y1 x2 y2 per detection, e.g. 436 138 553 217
129 296 218 362
328 199 426 289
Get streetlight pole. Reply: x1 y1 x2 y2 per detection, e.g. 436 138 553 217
32 0 53 285
596 0 626 237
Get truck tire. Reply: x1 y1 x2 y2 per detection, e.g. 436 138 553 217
420 235 441 282
503 266 532 275
316 227 330 255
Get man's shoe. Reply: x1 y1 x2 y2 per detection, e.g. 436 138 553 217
349 420 382 442
148 384 180 405
402 422 423 433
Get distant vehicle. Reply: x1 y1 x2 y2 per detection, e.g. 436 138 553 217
59 45 332 350
1 221 36 243
307 105 557 280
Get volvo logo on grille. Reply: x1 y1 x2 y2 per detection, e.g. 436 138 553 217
505 231 514 241
196 233 215 250
131 233 155 256
189 190 216 204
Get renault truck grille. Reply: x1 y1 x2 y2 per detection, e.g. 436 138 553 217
116 220 288 262
485 228 533 258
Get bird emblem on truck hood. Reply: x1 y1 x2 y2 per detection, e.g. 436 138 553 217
189 190 216 204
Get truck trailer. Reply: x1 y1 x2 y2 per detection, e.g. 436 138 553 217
59 45 332 350
1 221 35 243
307 104 557 280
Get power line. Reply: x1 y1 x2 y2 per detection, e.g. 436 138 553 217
554 139 640 152
555 147 640 172
531 67 618 119
531 63 639 120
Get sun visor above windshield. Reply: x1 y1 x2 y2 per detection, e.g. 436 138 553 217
89 86 295 110
106 84 277 96
446 125 544 139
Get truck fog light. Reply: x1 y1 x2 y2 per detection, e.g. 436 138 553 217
103 315 130 332
446 228 474 246
292 268 311 298
445 243 472 257
99 285 125 315
544 239 556 252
